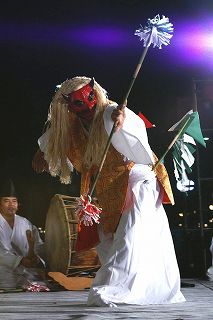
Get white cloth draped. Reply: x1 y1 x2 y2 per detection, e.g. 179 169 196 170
0 214 45 288
103 105 154 165
87 106 185 306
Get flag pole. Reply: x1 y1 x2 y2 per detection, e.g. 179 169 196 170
152 116 192 171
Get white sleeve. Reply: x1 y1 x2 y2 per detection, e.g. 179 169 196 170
32 225 46 265
38 129 50 153
103 105 154 164
0 232 22 270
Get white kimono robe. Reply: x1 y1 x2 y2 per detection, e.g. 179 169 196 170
87 106 185 306
207 237 213 281
0 213 45 288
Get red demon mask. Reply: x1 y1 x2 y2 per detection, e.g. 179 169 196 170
62 78 97 120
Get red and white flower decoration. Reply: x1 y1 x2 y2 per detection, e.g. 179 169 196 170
76 194 102 227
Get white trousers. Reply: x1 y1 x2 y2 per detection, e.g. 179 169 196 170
88 164 185 306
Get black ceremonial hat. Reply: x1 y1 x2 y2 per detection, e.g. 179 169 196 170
0 178 17 198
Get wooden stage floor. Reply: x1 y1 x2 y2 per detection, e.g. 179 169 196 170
0 279 212 320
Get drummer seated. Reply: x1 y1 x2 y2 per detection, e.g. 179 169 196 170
0 178 47 290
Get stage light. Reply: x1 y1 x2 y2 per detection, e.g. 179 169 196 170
170 16 213 69
1 15 213 70
209 204 213 210
203 34 213 49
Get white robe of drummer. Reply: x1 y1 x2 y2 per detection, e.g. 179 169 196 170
0 214 45 288
87 106 185 306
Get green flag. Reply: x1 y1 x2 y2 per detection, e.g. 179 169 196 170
168 110 206 147
168 110 206 192
152 110 206 181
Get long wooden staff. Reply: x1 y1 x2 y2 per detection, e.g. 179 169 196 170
89 15 173 197
77 15 174 226
89 46 149 197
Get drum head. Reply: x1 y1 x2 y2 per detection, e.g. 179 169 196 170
45 194 78 274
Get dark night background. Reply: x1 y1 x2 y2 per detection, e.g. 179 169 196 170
1 0 213 277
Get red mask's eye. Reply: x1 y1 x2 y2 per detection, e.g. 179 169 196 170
73 100 84 106
88 91 95 101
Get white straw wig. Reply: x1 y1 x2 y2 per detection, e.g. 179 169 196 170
43 76 113 184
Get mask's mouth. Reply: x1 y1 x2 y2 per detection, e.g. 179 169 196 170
77 105 96 121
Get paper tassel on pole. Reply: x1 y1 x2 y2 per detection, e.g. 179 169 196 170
76 195 102 228
134 15 174 49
